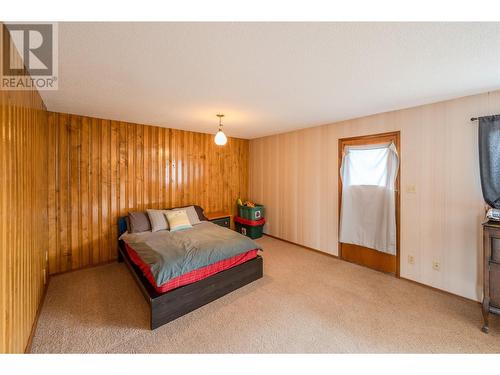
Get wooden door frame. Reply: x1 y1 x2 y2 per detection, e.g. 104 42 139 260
337 131 401 277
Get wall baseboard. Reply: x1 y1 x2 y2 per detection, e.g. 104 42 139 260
49 259 118 278
398 276 479 305
263 233 479 305
24 279 50 354
263 233 339 259
23 259 121 353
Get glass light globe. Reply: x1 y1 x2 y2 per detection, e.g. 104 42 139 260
214 130 227 146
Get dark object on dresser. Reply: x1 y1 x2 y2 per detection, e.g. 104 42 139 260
117 216 262 329
482 220 500 333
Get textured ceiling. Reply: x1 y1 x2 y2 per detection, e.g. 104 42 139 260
39 22 500 139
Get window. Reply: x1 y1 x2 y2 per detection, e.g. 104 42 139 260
341 143 396 188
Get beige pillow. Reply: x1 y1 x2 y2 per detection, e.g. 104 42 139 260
165 210 192 232
147 209 169 232
173 205 201 225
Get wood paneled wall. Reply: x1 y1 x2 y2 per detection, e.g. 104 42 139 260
0 35 49 352
250 90 500 302
47 112 249 275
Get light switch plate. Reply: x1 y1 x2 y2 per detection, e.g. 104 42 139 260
406 185 417 193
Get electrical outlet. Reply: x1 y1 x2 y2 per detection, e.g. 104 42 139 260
432 261 440 271
408 255 415 265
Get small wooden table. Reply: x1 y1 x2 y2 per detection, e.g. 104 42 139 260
206 211 232 229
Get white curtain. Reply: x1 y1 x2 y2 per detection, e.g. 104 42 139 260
339 142 399 255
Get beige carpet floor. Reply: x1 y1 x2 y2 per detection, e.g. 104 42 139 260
31 236 500 353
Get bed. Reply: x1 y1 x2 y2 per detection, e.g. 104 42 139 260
117 215 263 330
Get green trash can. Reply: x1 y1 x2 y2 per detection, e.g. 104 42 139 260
234 217 265 239
238 204 265 221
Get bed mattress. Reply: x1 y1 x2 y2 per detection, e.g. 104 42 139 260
120 221 262 293
125 243 258 293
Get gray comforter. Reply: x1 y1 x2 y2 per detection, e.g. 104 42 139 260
120 221 261 286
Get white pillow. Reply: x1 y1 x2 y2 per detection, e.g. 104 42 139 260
173 206 201 225
165 210 192 232
146 209 169 232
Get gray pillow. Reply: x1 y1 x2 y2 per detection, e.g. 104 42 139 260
128 211 152 233
193 205 208 221
146 209 169 232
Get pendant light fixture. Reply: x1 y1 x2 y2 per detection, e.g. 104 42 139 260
214 113 228 146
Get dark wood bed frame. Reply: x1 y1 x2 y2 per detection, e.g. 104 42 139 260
117 218 263 330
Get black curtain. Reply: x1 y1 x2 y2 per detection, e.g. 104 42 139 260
479 115 500 208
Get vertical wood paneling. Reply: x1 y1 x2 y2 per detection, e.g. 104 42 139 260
47 113 249 275
110 121 119 260
0 30 48 353
70 115 80 270
118 121 127 217
58 114 69 272
127 123 135 211
47 113 57 275
90 118 100 265
80 117 90 267
100 120 110 264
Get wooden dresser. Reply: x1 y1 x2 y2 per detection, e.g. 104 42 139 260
206 211 232 229
482 220 500 333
